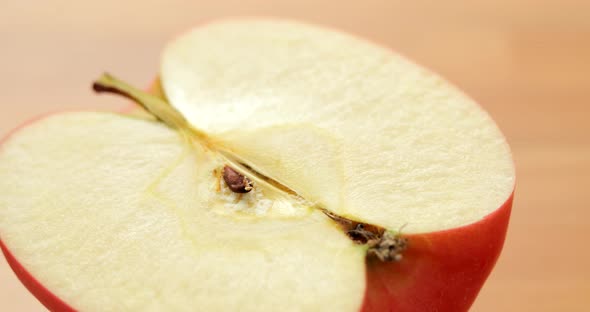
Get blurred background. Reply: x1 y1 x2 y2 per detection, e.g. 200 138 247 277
1 0 589 311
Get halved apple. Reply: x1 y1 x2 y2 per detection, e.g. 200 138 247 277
0 19 514 311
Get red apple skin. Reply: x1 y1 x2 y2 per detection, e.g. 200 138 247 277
0 114 77 312
0 240 75 312
362 194 513 312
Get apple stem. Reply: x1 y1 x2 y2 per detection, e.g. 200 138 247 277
92 73 189 131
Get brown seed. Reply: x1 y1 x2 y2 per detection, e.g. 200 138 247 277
223 166 253 193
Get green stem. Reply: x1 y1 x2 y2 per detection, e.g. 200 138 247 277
93 73 188 130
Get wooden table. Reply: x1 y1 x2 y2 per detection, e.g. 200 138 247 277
1 1 588 311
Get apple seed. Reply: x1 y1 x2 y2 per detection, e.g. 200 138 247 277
223 166 254 193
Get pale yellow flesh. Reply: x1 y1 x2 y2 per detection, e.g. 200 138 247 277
0 113 365 312
162 19 515 233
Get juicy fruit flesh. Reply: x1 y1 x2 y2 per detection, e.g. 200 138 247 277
162 19 515 233
0 113 366 311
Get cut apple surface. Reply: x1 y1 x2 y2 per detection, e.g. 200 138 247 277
0 18 514 312
161 19 514 233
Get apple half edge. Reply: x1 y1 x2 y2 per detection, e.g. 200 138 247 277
0 188 512 312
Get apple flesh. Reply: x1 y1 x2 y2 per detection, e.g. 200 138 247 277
0 19 514 311
0 113 367 311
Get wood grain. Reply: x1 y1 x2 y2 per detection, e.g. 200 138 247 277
1 1 589 311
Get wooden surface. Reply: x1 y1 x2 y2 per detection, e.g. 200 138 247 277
1 0 589 311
